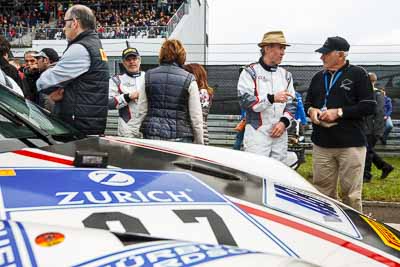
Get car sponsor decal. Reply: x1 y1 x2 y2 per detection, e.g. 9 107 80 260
361 215 400 251
35 232 65 247
0 220 24 266
235 200 400 266
0 169 15 176
0 169 225 208
73 241 259 267
15 221 37 266
263 180 361 239
0 168 297 257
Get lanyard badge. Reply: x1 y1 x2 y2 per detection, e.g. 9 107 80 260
323 71 342 110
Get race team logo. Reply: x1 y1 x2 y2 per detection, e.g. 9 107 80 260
99 48 108 61
340 78 353 91
88 171 135 186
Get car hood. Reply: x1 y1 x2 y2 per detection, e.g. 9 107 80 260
1 136 317 207
2 219 318 267
1 136 400 266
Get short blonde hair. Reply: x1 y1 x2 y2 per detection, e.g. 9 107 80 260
159 39 186 65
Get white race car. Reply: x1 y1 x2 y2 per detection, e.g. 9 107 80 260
0 81 398 266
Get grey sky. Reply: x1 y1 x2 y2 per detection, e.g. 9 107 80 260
208 0 400 65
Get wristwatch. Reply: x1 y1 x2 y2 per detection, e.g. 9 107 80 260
337 108 343 118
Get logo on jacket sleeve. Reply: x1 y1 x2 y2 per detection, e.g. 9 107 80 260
99 48 108 61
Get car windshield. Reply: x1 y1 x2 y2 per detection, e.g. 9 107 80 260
0 83 80 140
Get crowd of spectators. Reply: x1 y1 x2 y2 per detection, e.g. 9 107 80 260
94 9 170 39
0 0 184 42
0 0 52 41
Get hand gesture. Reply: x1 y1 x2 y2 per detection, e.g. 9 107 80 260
274 90 294 103
270 121 286 138
308 107 322 125
129 91 139 101
319 108 339 122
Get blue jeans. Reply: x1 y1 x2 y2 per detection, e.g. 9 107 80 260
233 130 244 150
382 116 393 143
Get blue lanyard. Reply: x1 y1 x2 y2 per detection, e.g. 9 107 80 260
323 71 342 108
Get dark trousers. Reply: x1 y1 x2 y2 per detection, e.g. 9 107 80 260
364 134 387 180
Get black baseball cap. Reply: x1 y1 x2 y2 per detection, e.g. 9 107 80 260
315 36 350 54
122 47 140 59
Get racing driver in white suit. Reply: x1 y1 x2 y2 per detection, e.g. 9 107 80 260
108 47 146 137
238 31 297 163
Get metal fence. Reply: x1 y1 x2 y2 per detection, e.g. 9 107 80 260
203 65 400 117
99 62 399 116
30 25 169 40
166 0 189 36
104 62 400 116
0 26 32 46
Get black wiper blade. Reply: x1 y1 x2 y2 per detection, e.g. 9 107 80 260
0 102 57 145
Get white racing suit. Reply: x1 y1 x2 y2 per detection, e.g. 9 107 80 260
108 72 146 137
238 62 296 163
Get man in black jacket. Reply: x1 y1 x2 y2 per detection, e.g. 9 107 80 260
363 72 394 182
304 36 375 212
37 4 109 135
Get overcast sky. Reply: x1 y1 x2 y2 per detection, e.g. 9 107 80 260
207 0 400 65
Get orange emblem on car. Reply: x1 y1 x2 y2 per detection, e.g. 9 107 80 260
35 232 65 247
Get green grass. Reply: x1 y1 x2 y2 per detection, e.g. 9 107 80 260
297 155 400 202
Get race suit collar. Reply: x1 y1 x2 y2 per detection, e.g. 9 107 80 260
125 71 141 78
259 57 278 72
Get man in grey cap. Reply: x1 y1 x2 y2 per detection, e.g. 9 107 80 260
33 48 60 72
237 30 297 163
108 47 146 137
32 51 50 72
32 48 60 111
304 36 375 212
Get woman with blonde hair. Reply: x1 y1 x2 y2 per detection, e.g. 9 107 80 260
139 39 204 144
184 63 214 145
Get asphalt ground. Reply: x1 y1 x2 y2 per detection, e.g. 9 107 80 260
363 201 400 230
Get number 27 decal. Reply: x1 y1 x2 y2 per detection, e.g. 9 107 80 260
82 209 237 246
